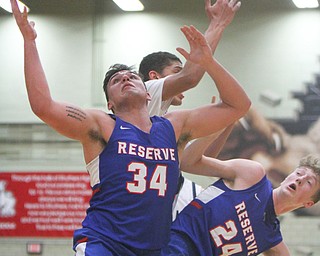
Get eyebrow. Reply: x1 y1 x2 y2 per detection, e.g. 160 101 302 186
304 169 320 184
110 71 139 82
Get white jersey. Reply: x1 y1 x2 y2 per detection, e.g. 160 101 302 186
145 77 204 221
172 177 204 221
145 78 173 116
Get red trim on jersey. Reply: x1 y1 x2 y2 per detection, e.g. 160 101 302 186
190 200 202 209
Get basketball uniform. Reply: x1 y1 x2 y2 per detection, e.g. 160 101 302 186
146 78 172 116
146 78 204 220
74 115 180 255
162 176 283 255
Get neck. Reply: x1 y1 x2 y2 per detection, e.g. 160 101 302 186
116 108 152 133
272 188 301 216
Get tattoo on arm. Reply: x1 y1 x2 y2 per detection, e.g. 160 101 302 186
66 106 86 122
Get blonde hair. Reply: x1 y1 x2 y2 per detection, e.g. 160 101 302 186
299 154 320 203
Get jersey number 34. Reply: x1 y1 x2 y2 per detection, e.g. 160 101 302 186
126 162 167 196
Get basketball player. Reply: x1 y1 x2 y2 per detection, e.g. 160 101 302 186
139 0 241 220
11 0 250 254
161 133 320 255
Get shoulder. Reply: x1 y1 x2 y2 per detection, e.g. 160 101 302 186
225 159 266 188
145 78 166 92
163 109 190 130
151 115 175 129
85 109 115 137
87 108 113 120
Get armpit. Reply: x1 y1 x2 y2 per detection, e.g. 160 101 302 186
88 129 107 148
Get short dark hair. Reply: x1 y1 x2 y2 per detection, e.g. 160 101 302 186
138 51 182 82
103 64 137 102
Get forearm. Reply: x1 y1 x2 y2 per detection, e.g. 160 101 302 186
206 58 251 115
204 123 234 157
178 60 205 86
205 22 225 54
178 19 226 87
182 131 223 168
180 23 226 83
24 40 53 116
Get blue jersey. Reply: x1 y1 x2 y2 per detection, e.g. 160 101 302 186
163 176 282 256
78 115 180 251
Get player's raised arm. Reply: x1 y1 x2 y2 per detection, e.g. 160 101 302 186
10 0 104 142
160 0 241 101
167 25 250 143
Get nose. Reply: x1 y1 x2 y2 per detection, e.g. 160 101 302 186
296 175 306 185
122 75 130 82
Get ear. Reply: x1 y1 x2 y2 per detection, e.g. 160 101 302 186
148 70 161 80
107 102 114 112
303 200 315 208
146 92 152 102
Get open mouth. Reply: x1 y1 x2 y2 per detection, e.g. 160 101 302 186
289 183 296 191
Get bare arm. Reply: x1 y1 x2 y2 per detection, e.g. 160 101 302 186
204 0 241 51
161 0 240 100
172 25 250 141
10 0 107 144
11 0 113 163
179 114 264 185
181 145 265 188
262 241 290 256
204 123 234 157
184 96 235 158
166 25 252 180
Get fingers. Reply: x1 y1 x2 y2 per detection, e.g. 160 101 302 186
10 0 21 16
181 25 205 45
189 26 208 46
11 0 26 25
180 25 194 42
23 6 28 16
207 0 241 11
234 1 241 11
176 47 189 60
204 0 211 16
229 0 241 11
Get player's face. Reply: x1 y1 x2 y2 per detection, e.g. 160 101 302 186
280 166 320 206
107 71 147 102
160 61 183 77
160 61 185 106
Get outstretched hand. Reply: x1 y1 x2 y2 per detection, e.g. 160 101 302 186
205 0 241 29
176 25 213 68
10 0 37 41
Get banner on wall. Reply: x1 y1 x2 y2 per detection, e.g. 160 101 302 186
0 172 91 237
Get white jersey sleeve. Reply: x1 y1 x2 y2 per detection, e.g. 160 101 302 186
145 78 173 116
